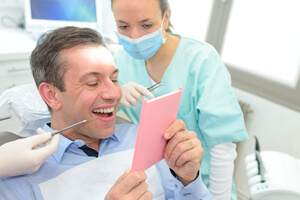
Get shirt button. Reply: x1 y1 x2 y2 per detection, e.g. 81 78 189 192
183 193 191 196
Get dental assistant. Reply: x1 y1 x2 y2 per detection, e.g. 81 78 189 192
111 0 248 199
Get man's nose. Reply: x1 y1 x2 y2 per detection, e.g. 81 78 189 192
101 81 121 100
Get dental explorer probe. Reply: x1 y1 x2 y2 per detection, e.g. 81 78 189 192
51 117 96 136
147 82 166 92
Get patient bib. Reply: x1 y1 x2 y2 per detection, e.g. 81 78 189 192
38 149 165 200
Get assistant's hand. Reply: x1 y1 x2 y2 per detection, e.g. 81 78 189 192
120 82 154 108
163 120 203 186
105 169 153 200
0 128 59 177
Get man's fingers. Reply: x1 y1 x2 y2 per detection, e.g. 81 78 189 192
106 169 148 199
128 181 151 199
163 120 186 140
164 129 194 159
138 191 153 200
114 169 131 186
118 171 147 194
167 138 199 167
176 140 203 167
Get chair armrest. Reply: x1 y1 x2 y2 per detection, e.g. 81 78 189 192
0 131 23 146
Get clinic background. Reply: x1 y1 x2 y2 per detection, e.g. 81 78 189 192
0 0 299 199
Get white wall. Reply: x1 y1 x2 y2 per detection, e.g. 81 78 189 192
232 86 300 199
99 0 117 41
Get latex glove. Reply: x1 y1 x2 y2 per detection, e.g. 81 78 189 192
105 169 153 200
120 82 155 108
0 128 60 177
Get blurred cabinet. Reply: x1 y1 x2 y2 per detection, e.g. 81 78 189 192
0 29 36 135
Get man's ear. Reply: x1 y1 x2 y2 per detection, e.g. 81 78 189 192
39 82 62 110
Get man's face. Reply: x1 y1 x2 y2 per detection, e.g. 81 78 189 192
55 45 121 140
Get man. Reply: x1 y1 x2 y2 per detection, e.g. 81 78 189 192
0 26 212 199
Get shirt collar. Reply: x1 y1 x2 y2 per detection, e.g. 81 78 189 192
109 133 119 142
43 123 74 163
43 123 120 163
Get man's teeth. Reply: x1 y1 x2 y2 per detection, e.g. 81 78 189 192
93 107 114 113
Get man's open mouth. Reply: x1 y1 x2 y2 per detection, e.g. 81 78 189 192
92 107 114 117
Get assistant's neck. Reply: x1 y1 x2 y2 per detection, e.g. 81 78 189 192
145 33 180 83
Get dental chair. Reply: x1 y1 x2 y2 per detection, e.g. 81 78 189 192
244 137 300 200
0 131 22 146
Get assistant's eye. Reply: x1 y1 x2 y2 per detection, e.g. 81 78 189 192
143 24 153 29
119 25 128 30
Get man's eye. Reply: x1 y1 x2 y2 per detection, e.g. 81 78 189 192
112 79 119 85
87 82 98 87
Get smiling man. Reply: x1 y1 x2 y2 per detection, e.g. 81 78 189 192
41 44 121 151
0 26 212 199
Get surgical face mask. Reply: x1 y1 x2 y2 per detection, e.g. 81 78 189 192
115 12 167 60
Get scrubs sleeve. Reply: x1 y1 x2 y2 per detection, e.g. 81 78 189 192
195 47 248 147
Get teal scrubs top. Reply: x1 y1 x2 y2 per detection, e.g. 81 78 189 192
115 35 248 199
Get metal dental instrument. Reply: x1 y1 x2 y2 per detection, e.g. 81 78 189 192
51 117 96 136
147 82 166 92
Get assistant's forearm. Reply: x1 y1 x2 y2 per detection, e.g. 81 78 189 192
209 142 237 200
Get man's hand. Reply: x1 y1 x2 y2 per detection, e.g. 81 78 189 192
163 120 203 186
0 128 60 177
105 169 153 200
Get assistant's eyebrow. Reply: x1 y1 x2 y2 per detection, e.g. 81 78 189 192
117 18 151 24
139 18 151 23
117 20 128 24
